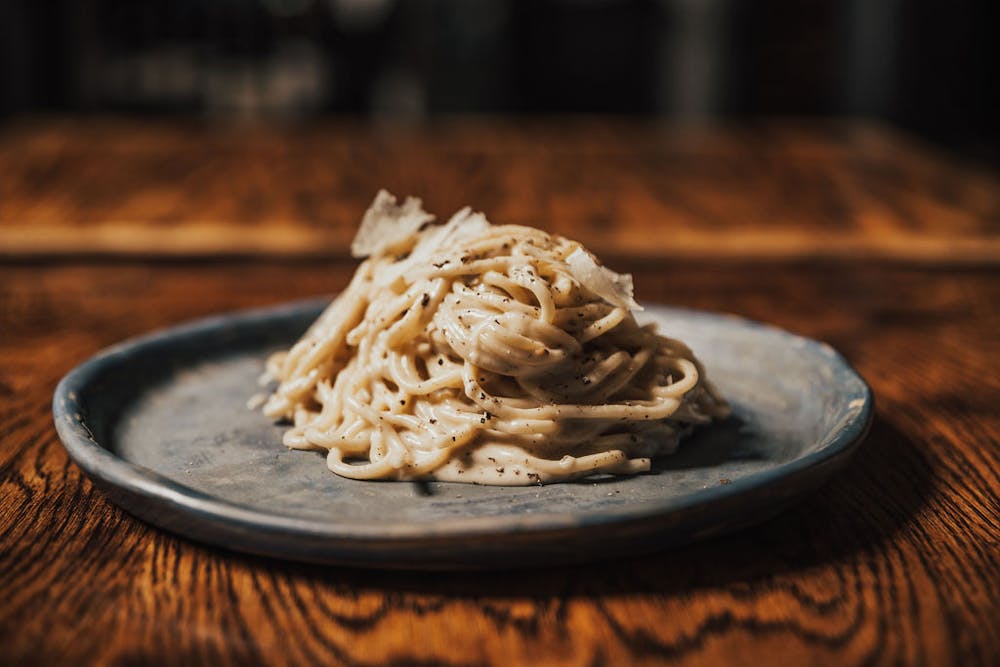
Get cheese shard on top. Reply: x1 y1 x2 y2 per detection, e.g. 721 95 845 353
350 189 435 258
351 190 641 312
566 247 642 312
413 207 490 259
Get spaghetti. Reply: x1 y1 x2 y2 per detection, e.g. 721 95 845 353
262 191 728 484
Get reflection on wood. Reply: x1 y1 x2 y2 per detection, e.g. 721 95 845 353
1 119 997 262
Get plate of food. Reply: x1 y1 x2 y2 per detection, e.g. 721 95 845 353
53 192 872 569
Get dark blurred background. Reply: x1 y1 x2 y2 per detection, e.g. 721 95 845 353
1 0 997 163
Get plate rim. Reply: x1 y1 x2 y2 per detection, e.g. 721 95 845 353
53 298 874 544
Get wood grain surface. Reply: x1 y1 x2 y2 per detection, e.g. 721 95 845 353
1 120 999 666
1 118 998 262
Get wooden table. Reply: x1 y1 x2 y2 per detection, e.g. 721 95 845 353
1 119 997 666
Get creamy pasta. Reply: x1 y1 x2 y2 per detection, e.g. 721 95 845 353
262 191 728 484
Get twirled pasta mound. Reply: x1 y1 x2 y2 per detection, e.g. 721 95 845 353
262 191 728 484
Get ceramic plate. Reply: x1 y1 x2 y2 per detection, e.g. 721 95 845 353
53 299 872 569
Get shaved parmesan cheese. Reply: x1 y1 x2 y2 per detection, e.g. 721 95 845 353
415 207 491 257
351 190 435 258
352 191 639 312
566 247 642 311
401 207 492 282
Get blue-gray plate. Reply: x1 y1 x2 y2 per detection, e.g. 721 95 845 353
53 300 872 570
